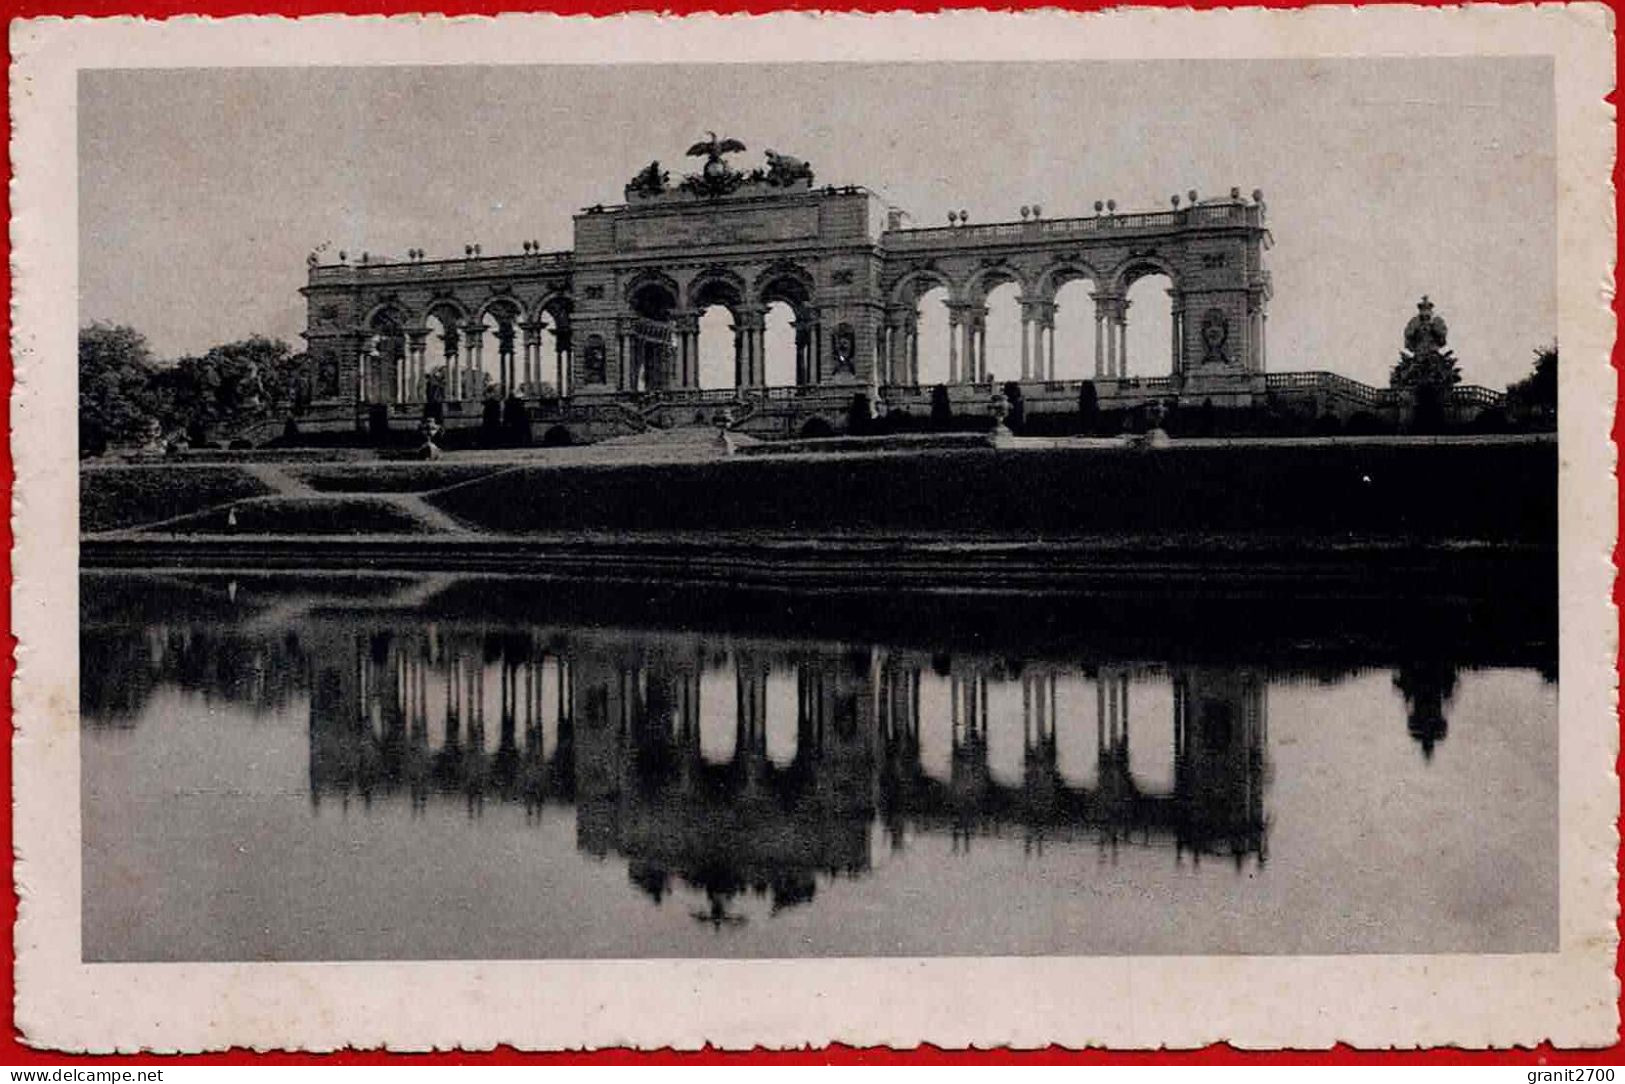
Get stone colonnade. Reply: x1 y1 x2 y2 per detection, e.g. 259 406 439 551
358 314 571 405
875 288 1164 387
611 306 824 392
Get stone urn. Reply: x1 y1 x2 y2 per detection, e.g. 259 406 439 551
713 406 737 455
1143 398 1172 448
416 416 444 460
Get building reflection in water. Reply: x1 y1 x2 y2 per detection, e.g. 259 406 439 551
301 625 1270 924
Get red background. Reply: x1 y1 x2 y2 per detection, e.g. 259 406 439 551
2 0 1618 1063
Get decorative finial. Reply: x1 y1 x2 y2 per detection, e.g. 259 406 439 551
1106 199 1116 213
1032 205 1042 218
1094 200 1104 213
1188 189 1198 203
465 245 473 257
948 211 958 225
959 209 969 223
1171 195 1181 208
1230 186 1241 199
338 250 347 262
1020 205 1030 219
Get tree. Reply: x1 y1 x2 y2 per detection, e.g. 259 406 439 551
1389 349 1462 392
152 336 298 442
930 384 952 429
79 322 160 454
1508 343 1557 421
1077 380 1099 435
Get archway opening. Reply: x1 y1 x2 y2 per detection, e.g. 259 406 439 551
424 308 461 403
913 284 951 389
1123 271 1176 379
535 302 571 398
481 301 524 399
980 279 1022 387
628 282 678 393
696 305 737 390
691 276 746 392
698 665 736 766
759 271 814 387
366 308 406 403
763 301 798 388
1051 277 1100 381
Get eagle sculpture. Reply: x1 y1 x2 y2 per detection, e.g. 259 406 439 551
686 131 747 164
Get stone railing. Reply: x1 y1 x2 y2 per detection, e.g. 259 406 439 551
1264 371 1508 410
308 250 573 286
1452 384 1509 408
882 201 1262 250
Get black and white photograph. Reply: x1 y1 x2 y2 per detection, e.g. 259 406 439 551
12 8 1617 1051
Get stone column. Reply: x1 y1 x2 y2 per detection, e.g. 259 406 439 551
975 310 988 383
618 327 631 391
407 330 428 402
1103 304 1118 378
495 320 517 397
1019 307 1032 380
909 319 920 384
963 315 979 384
463 323 485 400
443 329 461 400
730 320 743 388
1117 300 1131 377
358 338 376 402
1036 302 1056 381
884 314 903 386
675 313 699 388
521 322 544 396
752 323 767 387
1093 305 1105 378
947 306 961 385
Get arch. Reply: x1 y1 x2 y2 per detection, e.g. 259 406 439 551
1035 259 1105 301
527 290 572 326
1122 269 1176 379
687 265 749 315
527 293 574 397
422 309 461 403
627 277 679 321
1051 278 1099 381
363 304 408 404
624 269 680 314
889 266 956 308
1108 253 1183 296
695 306 736 390
980 279 1023 386
478 295 524 324
964 263 1029 306
762 300 798 387
913 283 953 388
422 297 468 329
363 300 411 332
754 261 817 316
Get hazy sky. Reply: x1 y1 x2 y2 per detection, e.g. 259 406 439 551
80 57 1555 390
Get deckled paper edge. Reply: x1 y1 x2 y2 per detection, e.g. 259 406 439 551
9 6 1618 1052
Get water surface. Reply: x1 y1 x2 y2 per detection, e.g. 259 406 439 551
81 571 1557 960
